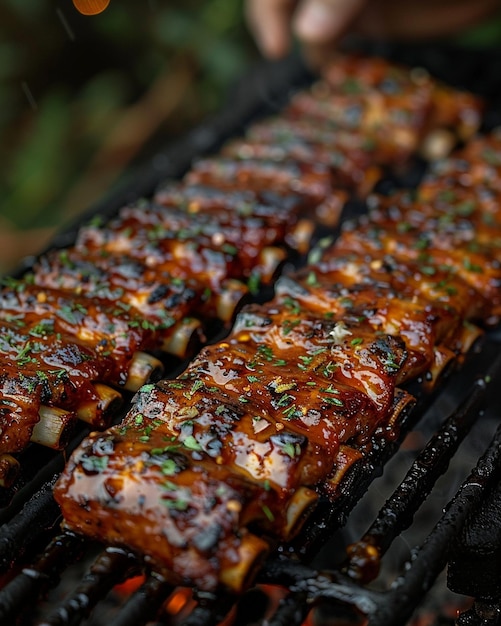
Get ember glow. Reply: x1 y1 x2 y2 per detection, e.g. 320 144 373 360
72 0 111 15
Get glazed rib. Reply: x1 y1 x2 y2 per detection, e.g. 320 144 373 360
55 424 273 592
51 55 493 593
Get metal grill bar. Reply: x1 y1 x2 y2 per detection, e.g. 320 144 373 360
368 419 501 626
0 476 62 570
39 548 141 626
0 533 85 624
107 574 174 626
345 358 500 582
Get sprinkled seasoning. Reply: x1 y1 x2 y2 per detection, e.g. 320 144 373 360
282 297 301 315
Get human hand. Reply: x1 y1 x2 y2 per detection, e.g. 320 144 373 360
245 0 501 62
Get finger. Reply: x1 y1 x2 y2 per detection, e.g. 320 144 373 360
293 0 367 44
245 0 298 59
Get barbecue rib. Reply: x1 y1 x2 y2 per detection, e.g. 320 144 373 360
54 113 501 593
0 52 491 590
0 53 480 468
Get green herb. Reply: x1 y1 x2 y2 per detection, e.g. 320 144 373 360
184 379 204 398
183 435 202 451
282 297 301 315
167 381 184 390
247 272 261 296
383 353 400 372
323 396 344 407
29 321 54 337
162 498 189 511
341 77 362 94
463 257 483 273
321 361 337 377
437 190 456 203
339 297 353 309
397 222 412 234
257 344 274 361
322 384 340 394
161 459 178 476
413 237 429 251
350 338 363 346
261 504 275 522
57 303 87 325
276 393 294 407
282 442 298 458
298 355 313 366
139 383 156 394
88 215 104 228
455 200 476 216
282 319 300 335
222 243 237 255
282 404 299 419
81 455 109 473
15 342 38 365
306 271 319 287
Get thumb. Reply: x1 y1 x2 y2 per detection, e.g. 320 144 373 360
293 0 367 43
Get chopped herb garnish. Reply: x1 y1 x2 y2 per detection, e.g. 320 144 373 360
81 455 109 473
282 297 301 315
282 404 300 419
163 498 189 511
306 271 319 287
261 504 275 522
463 257 483 273
282 442 299 458
161 459 178 476
183 435 202 451
247 272 261 296
282 319 301 335
323 396 344 406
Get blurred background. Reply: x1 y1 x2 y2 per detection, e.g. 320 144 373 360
0 0 258 274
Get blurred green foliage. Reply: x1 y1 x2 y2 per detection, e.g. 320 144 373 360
0 0 257 233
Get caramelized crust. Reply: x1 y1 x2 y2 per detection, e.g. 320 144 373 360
0 283 156 384
55 424 272 591
184 338 396 455
22 54 497 596
0 376 51 454
185 157 349 227
232 303 408 411
76 201 285 282
126 380 326 498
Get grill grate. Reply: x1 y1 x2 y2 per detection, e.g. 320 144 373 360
1 46 501 626
0 335 499 625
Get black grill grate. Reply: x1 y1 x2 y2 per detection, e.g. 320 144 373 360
1 46 501 626
0 334 499 625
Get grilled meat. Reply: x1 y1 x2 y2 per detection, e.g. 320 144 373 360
75 201 287 283
52 55 490 594
126 380 326 499
55 422 273 592
0 282 159 384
